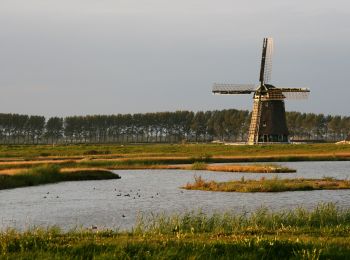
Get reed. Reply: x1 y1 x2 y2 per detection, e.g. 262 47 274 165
1 203 350 259
184 176 350 192
134 202 350 234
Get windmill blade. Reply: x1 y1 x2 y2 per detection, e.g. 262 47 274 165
259 38 273 84
279 87 310 99
212 83 256 94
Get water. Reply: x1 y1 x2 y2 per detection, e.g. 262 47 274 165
1 161 350 231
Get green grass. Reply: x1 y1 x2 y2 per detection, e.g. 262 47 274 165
1 203 350 259
0 165 120 190
135 202 350 234
184 176 350 192
0 143 349 159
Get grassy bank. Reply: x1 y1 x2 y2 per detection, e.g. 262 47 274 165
0 165 120 190
1 203 350 259
184 176 350 192
0 143 348 175
0 159 298 173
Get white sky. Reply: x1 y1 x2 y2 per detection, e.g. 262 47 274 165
1 0 349 116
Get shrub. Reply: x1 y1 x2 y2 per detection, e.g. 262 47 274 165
191 162 208 170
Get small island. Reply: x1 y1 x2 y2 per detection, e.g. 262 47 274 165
183 176 350 192
0 165 120 190
189 162 295 173
153 162 296 173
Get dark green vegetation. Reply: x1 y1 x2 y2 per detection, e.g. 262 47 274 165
0 109 349 144
1 203 350 259
0 165 120 190
184 176 350 192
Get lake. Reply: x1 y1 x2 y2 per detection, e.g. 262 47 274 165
1 161 350 231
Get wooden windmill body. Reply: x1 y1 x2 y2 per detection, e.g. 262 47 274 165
213 38 310 145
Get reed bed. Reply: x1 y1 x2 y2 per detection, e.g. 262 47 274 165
134 202 350 234
0 165 120 190
1 203 350 259
184 176 350 192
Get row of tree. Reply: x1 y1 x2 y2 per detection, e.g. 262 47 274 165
0 110 348 144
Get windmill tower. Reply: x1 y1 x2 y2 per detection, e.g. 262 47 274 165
213 38 310 144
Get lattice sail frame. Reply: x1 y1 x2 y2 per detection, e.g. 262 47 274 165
212 84 256 94
262 38 273 84
212 84 310 100
280 88 310 99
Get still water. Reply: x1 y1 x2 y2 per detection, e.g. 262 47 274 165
1 161 350 230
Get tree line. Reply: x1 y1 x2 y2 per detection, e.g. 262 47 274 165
0 110 348 144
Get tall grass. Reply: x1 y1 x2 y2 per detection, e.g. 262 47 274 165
1 203 350 258
0 165 120 190
0 165 60 189
0 229 335 259
134 203 350 235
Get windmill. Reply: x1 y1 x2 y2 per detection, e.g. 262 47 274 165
213 38 310 144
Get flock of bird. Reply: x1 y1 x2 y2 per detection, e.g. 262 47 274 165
43 192 59 199
113 188 160 200
42 187 163 221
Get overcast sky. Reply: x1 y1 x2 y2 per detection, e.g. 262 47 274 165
1 0 349 117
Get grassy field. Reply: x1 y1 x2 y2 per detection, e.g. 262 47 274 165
0 165 120 190
184 176 350 192
1 203 350 259
0 143 349 160
0 143 348 172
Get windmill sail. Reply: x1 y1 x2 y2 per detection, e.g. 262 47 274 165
259 38 273 84
212 84 256 94
280 87 310 99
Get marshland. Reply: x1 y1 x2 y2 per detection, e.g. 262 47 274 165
0 144 349 259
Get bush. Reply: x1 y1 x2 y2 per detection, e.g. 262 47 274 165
191 162 208 170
